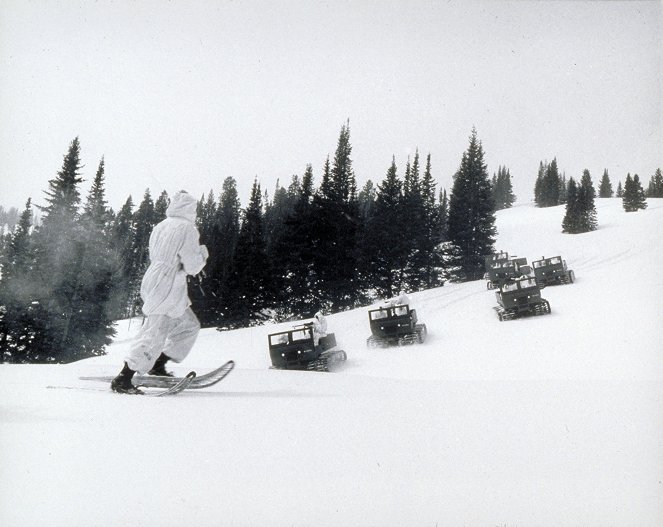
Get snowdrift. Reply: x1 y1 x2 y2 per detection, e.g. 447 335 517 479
1 199 662 527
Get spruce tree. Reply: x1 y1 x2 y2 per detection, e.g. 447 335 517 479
402 149 427 291
271 164 318 317
492 165 516 210
616 180 623 198
228 179 270 324
562 177 581 233
0 198 37 361
417 153 445 288
154 190 170 223
577 169 598 232
127 190 156 314
622 173 648 212
310 122 360 311
646 168 663 198
108 196 135 318
359 156 406 297
205 177 241 324
27 138 115 361
438 189 449 242
599 169 613 198
448 129 496 280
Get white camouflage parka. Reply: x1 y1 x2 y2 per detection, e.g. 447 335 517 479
140 191 208 317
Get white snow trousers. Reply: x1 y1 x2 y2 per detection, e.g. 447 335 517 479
125 308 200 374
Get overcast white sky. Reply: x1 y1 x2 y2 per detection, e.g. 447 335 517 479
1 0 661 212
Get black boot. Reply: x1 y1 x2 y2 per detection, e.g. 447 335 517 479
110 362 143 395
148 353 174 377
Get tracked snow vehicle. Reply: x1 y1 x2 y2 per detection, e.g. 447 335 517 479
268 324 347 372
494 277 551 321
532 256 575 287
485 256 532 289
484 251 510 274
366 304 427 347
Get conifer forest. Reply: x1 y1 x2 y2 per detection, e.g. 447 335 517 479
0 125 658 363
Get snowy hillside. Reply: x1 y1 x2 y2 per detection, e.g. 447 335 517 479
1 199 662 527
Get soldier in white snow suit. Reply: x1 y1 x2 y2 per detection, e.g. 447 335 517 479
385 290 410 308
312 311 327 345
111 190 209 394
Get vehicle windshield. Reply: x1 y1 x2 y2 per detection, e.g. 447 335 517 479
550 257 562 264
370 309 389 320
269 333 289 346
503 282 519 292
291 328 311 342
520 278 537 288
394 306 408 316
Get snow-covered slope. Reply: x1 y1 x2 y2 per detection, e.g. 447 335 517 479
1 199 662 527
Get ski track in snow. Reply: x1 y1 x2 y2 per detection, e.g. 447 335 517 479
1 199 662 527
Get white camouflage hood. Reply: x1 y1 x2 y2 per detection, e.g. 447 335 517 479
166 191 197 222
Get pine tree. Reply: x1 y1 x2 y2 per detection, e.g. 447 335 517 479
357 180 376 224
0 198 37 361
204 177 241 324
577 169 598 232
25 138 115 361
447 129 496 280
82 157 110 228
126 190 156 314
359 156 406 297
310 122 360 311
622 173 648 212
646 168 663 198
417 153 446 288
271 164 318 317
492 165 516 210
616 180 623 198
154 190 170 223
401 149 427 291
228 179 270 323
438 188 449 242
108 196 135 318
562 177 581 233
598 169 613 198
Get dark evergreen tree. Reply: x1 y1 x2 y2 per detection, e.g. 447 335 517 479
417 153 446 288
154 190 169 223
577 169 598 232
401 149 427 291
616 180 623 198
309 122 360 311
558 173 568 204
492 165 516 210
599 169 613 198
438 188 449 242
646 168 663 198
447 129 496 280
126 189 156 314
359 156 406 297
622 173 648 212
534 161 545 205
108 196 135 318
227 179 271 323
537 158 561 207
203 177 241 324
561 177 581 233
271 164 319 318
21 138 116 361
0 198 37 361
357 180 376 224
82 157 110 227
